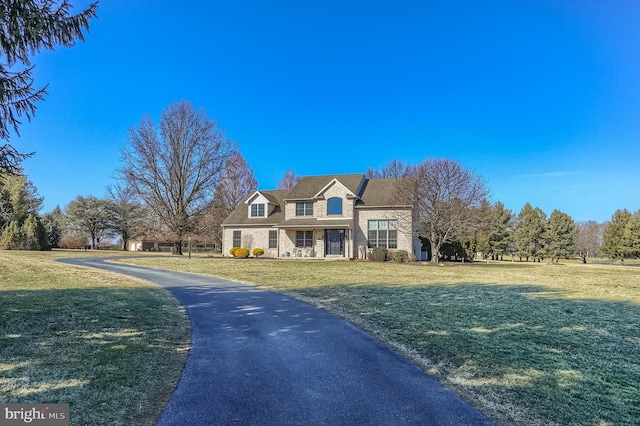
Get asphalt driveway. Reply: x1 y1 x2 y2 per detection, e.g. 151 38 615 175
57 257 496 426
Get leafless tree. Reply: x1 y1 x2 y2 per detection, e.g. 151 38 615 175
576 220 604 262
277 168 301 190
120 101 236 254
107 182 149 250
411 158 489 263
366 159 412 179
203 152 257 246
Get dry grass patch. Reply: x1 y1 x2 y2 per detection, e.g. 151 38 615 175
0 250 190 426
118 257 640 426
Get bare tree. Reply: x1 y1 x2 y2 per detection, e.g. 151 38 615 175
204 152 257 246
120 101 236 254
411 159 489 263
107 182 148 250
277 168 301 190
576 220 604 262
366 159 412 179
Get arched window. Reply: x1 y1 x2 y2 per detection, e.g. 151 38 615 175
327 197 342 215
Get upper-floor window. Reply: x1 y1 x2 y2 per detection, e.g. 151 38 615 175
250 203 265 217
296 202 313 216
327 197 342 215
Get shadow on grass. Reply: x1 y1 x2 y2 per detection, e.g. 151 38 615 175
293 283 640 425
0 287 189 426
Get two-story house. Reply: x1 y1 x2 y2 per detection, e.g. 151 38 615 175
221 174 420 259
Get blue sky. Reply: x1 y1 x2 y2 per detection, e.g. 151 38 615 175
13 0 640 222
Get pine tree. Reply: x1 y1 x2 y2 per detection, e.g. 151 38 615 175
0 1 98 174
488 201 513 260
515 203 546 262
622 211 640 258
602 209 632 259
545 209 577 263
42 205 65 248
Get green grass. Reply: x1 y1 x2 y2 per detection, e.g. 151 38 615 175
0 250 190 426
116 257 640 426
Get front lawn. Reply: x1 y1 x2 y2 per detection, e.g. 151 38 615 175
117 257 640 426
0 250 190 426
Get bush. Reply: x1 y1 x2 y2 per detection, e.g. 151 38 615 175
60 235 89 249
393 250 409 263
253 248 265 257
229 247 240 257
235 248 250 258
370 246 388 262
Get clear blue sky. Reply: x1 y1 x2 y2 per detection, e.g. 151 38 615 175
13 0 640 223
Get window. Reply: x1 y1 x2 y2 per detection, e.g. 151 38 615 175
233 231 241 248
296 231 313 248
250 203 265 217
367 220 397 249
327 197 342 215
269 230 277 249
296 202 313 216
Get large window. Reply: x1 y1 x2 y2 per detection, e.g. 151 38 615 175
250 203 265 217
327 197 342 215
233 230 241 248
367 220 397 249
296 202 313 216
295 231 313 248
269 230 278 249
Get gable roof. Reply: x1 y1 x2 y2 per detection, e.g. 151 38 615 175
284 174 365 200
358 177 414 207
245 190 280 205
221 189 287 226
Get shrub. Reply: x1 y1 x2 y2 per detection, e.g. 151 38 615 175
393 250 409 263
371 246 387 262
229 247 240 257
60 235 89 249
253 248 265 257
235 248 250 258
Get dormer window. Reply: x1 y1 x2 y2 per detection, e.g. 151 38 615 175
250 203 265 217
327 197 342 215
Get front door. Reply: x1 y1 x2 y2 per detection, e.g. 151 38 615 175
325 229 344 256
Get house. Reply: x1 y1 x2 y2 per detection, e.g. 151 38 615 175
221 174 420 259
128 236 217 252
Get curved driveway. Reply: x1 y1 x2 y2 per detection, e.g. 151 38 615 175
58 257 495 426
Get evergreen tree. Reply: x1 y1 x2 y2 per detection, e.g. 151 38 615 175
602 209 632 259
488 201 513 260
545 209 577 263
622 211 640 258
0 1 98 174
42 205 65 248
515 203 546 261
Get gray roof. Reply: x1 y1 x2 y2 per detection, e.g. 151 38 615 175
358 177 414 207
275 218 353 229
284 174 365 200
221 190 287 226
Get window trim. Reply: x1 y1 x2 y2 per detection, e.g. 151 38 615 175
367 220 398 249
296 202 313 216
232 230 241 248
268 230 278 249
295 230 314 248
250 203 265 217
